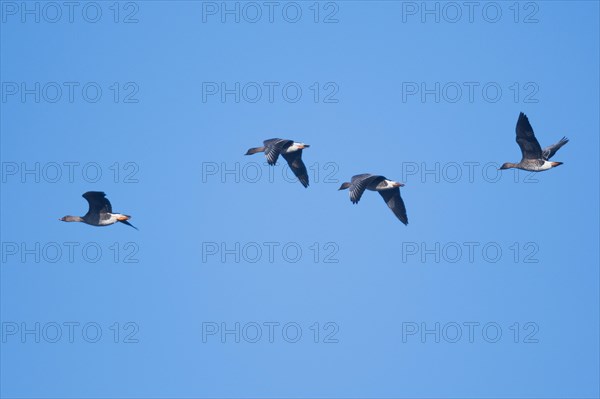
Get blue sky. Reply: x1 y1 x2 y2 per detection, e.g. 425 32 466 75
1 1 599 398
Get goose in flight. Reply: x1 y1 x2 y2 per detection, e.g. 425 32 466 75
339 174 408 225
245 138 310 187
500 112 569 172
60 191 138 230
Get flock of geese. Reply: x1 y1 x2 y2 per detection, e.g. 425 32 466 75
60 112 568 229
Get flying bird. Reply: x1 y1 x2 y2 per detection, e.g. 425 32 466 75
499 112 569 172
339 174 408 225
59 191 138 230
245 138 310 187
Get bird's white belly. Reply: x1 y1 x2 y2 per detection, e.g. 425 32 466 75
98 214 119 225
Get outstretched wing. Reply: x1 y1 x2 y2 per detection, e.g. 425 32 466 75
378 187 408 225
282 150 309 188
542 137 569 160
348 174 384 204
515 112 542 160
82 191 112 221
263 139 293 165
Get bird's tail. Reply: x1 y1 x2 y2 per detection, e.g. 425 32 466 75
245 146 265 155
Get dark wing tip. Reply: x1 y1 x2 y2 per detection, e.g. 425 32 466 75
297 173 309 187
119 220 138 230
517 112 530 127
82 191 106 198
379 188 408 225
395 207 409 225
518 112 528 121
282 151 309 188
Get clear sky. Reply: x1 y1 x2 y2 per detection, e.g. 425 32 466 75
1 1 599 398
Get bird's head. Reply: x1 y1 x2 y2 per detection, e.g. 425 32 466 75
338 182 351 191
499 162 513 170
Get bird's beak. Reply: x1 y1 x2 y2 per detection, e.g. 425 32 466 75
395 182 405 187
303 144 310 148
